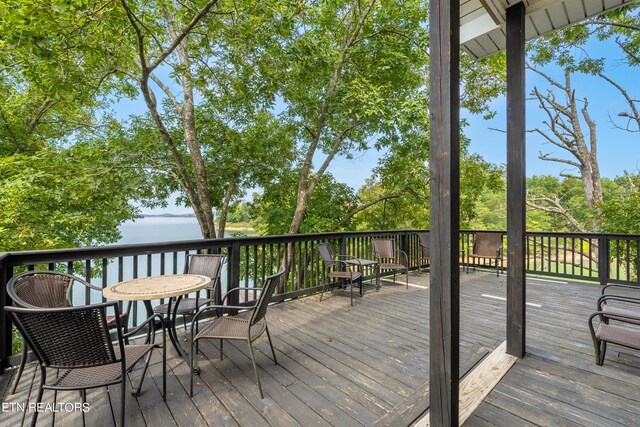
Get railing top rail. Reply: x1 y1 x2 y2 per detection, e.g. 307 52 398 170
3 229 429 267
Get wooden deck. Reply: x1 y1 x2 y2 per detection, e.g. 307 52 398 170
2 270 640 426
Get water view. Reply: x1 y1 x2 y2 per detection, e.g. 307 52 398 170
117 216 205 244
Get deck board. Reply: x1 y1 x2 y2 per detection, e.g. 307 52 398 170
3 269 640 426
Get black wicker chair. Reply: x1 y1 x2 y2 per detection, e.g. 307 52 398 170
153 253 224 329
5 302 165 427
468 232 503 277
416 232 431 273
316 242 363 306
6 271 132 394
372 239 409 289
189 268 286 398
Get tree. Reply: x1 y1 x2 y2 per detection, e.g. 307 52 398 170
528 5 640 132
528 65 603 212
0 1 153 250
250 170 356 235
0 142 149 251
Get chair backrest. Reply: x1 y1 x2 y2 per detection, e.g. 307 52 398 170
7 271 73 309
250 268 287 326
416 232 430 258
5 302 121 369
317 243 336 267
185 253 225 291
473 232 503 257
373 239 396 259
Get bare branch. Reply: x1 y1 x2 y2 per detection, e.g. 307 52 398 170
527 194 587 232
334 194 401 229
599 72 640 132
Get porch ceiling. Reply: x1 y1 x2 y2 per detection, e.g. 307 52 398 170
461 0 639 59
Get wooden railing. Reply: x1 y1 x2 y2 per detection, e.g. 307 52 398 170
2 229 640 372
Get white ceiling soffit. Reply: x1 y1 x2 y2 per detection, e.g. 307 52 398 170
460 0 639 60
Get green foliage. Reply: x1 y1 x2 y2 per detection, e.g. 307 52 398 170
250 171 355 235
528 4 640 71
227 203 251 223
0 144 144 251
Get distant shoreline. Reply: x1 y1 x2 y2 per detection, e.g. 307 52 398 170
141 214 196 218
135 215 255 234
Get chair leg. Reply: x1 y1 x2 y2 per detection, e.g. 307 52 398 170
190 337 196 397
121 375 126 427
248 341 264 399
133 352 152 396
598 341 607 366
30 366 46 427
350 279 353 306
405 268 408 289
265 325 278 365
10 338 28 394
220 339 224 360
319 281 327 302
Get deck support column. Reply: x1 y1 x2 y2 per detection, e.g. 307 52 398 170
429 0 460 424
506 1 527 358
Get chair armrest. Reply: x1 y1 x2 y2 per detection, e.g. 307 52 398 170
590 310 640 327
602 283 640 295
192 303 255 324
221 287 263 305
399 250 409 266
123 313 165 341
598 295 640 310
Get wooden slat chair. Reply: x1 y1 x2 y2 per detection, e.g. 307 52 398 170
316 242 363 306
6 271 132 394
6 302 165 427
468 232 503 277
189 268 287 399
372 238 409 289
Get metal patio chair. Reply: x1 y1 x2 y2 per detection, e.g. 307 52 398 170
5 302 165 427
468 232 503 277
416 232 431 273
6 270 131 394
372 238 409 289
153 253 224 329
189 268 287 399
317 242 363 306
589 296 640 366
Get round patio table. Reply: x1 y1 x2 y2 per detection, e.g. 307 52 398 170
103 274 211 358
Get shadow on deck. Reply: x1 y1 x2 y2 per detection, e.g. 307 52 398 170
2 270 640 426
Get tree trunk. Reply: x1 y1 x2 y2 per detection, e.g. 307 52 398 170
218 181 236 237
175 38 216 238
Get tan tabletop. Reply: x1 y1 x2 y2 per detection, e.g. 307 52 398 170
103 274 212 301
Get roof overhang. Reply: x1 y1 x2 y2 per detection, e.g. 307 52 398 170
461 0 639 59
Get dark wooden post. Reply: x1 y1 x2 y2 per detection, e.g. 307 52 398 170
400 232 410 269
506 1 527 358
227 241 241 310
598 236 610 287
429 0 460 423
0 258 13 373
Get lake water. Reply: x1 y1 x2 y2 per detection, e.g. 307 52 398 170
72 217 237 311
117 217 205 244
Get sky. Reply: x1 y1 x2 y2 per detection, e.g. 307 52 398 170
130 33 639 215
465 38 640 179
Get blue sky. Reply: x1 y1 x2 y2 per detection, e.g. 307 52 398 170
134 35 639 214
465 38 639 180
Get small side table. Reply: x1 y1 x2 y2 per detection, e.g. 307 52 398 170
343 258 380 292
